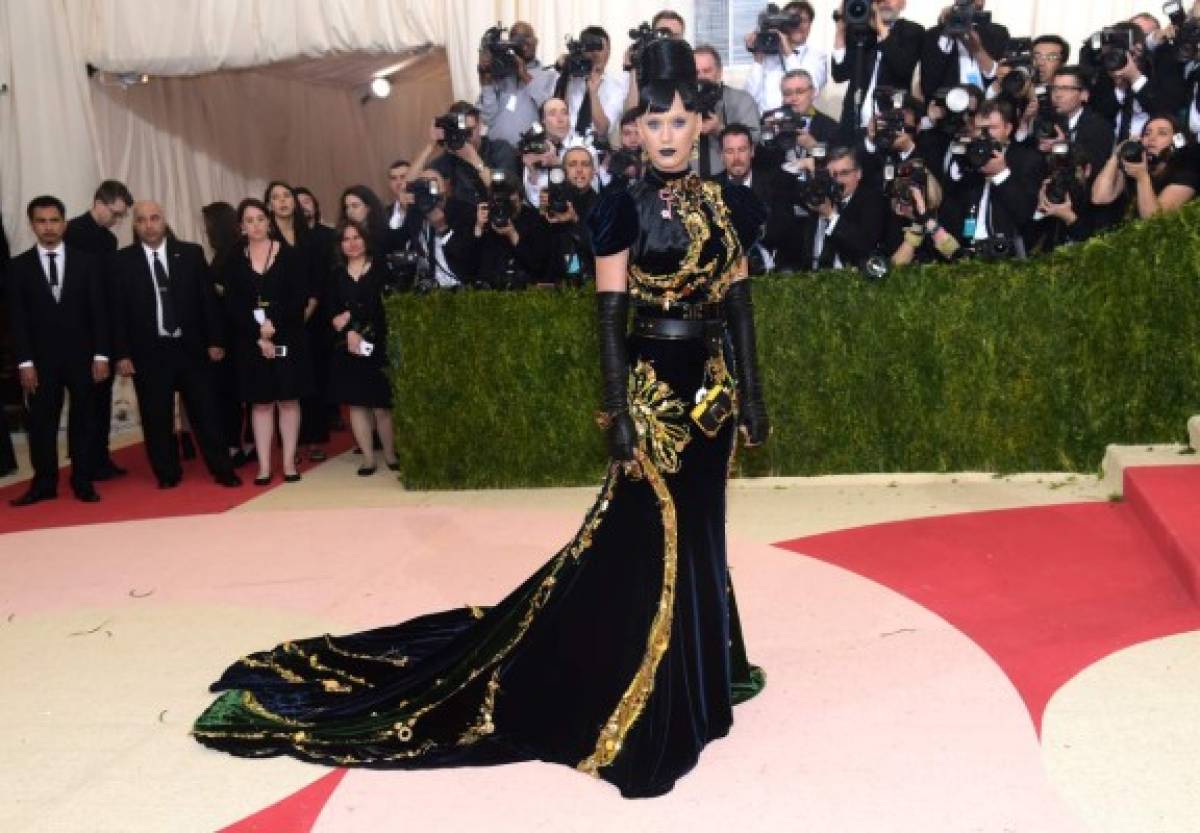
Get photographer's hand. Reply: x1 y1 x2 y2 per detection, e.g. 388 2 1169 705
744 32 765 63
258 338 275 360
775 30 793 57
332 311 351 332
873 6 889 40
1114 53 1143 85
347 330 363 356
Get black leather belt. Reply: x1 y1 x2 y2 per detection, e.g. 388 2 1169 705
633 316 725 341
635 301 726 321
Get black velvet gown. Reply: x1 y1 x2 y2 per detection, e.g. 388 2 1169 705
193 168 767 798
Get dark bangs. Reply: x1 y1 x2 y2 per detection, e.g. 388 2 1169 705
633 80 700 117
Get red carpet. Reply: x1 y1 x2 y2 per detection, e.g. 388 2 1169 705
219 770 347 833
776 471 1200 733
0 429 354 535
1124 465 1200 601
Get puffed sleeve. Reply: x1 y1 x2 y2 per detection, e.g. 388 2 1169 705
586 188 639 256
721 183 768 253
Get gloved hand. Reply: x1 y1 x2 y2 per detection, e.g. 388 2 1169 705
596 291 637 461
725 280 770 446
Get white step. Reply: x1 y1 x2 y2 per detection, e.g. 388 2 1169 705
1102 443 1198 496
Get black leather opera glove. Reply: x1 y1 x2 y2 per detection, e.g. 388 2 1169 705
725 280 770 446
596 291 637 462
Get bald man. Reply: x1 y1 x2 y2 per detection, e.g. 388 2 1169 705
477 19 558 146
111 201 240 489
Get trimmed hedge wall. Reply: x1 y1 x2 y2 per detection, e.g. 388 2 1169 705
388 203 1200 490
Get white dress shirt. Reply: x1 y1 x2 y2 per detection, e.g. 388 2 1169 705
565 74 625 140
743 44 830 112
389 202 407 230
37 244 66 302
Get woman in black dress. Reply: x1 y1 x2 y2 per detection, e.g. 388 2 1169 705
266 180 331 463
339 185 391 261
326 220 397 475
195 39 769 798
1092 115 1199 218
225 198 313 484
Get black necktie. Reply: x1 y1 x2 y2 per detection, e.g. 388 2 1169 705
575 86 593 135
1117 92 1135 142
45 251 59 290
153 251 178 334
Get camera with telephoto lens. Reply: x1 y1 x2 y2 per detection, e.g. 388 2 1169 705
976 234 1017 261
545 166 572 215
385 250 430 293
834 0 874 38
932 85 974 135
435 112 470 151
479 25 526 80
952 136 1006 171
695 79 724 115
872 87 907 153
792 146 841 212
626 21 671 72
998 38 1036 102
488 170 516 228
1120 139 1146 164
752 4 801 56
561 30 606 78
945 0 992 40
1043 142 1076 204
761 106 808 153
1091 27 1136 73
1165 0 1200 61
885 159 928 207
1031 85 1061 141
518 122 550 158
406 178 443 214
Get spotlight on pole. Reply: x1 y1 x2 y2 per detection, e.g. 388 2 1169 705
370 77 392 99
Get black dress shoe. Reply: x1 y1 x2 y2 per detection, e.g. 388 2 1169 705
309 448 327 462
94 461 127 481
10 488 56 507
253 473 272 486
384 460 400 472
214 472 242 487
357 465 376 477
283 472 302 483
73 486 101 503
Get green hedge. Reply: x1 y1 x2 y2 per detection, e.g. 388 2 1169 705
388 204 1200 489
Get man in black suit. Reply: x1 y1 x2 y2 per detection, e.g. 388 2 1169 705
384 159 421 256
813 147 887 269
830 0 924 144
409 169 481 288
7 196 110 505
716 124 777 275
1035 67 1114 180
64 179 133 481
112 201 240 489
940 99 1045 255
919 0 1010 103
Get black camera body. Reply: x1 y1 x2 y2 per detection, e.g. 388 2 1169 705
1165 0 1200 61
488 171 516 228
406 179 443 214
834 0 874 37
480 25 526 80
696 79 724 115
561 35 596 78
753 4 800 55
761 106 808 153
976 234 1017 260
1043 142 1076 204
608 148 643 181
1093 27 1136 72
626 22 670 72
1031 85 1061 141
952 136 1005 171
792 147 839 213
885 159 929 206
518 122 550 158
1120 139 1146 164
385 250 430 292
945 0 991 39
872 86 908 153
998 38 1036 102
435 113 470 151
545 166 572 215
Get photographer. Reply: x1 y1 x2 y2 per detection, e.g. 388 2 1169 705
757 70 839 170
694 45 761 177
1033 67 1113 182
831 0 925 144
476 22 559 146
553 26 626 142
1025 143 1099 254
920 0 1010 103
518 99 568 206
743 2 829 112
475 172 551 290
409 169 479 289
1031 35 1070 85
812 147 887 269
1092 115 1199 219
384 159 421 255
941 99 1044 257
541 146 600 285
411 101 519 210
859 90 940 190
884 164 962 264
716 124 778 274
1082 22 1168 143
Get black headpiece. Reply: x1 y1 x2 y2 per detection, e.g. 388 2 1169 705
636 38 701 114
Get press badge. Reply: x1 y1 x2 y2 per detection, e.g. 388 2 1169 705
506 95 518 112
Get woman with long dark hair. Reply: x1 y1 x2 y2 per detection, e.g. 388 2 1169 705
195 39 769 799
338 184 391 260
223 198 313 484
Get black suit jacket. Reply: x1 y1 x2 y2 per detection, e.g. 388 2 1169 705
6 246 110 371
1066 108 1116 172
413 198 482 285
112 239 223 364
919 23 1011 102
64 212 118 256
831 18 925 142
821 186 888 268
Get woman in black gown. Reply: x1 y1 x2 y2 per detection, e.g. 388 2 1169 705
225 198 313 484
194 40 769 798
326 220 397 475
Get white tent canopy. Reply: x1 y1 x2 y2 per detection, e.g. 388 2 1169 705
0 0 1176 250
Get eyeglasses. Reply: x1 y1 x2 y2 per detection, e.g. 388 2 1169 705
1048 85 1083 92
1032 53 1063 63
828 168 858 179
